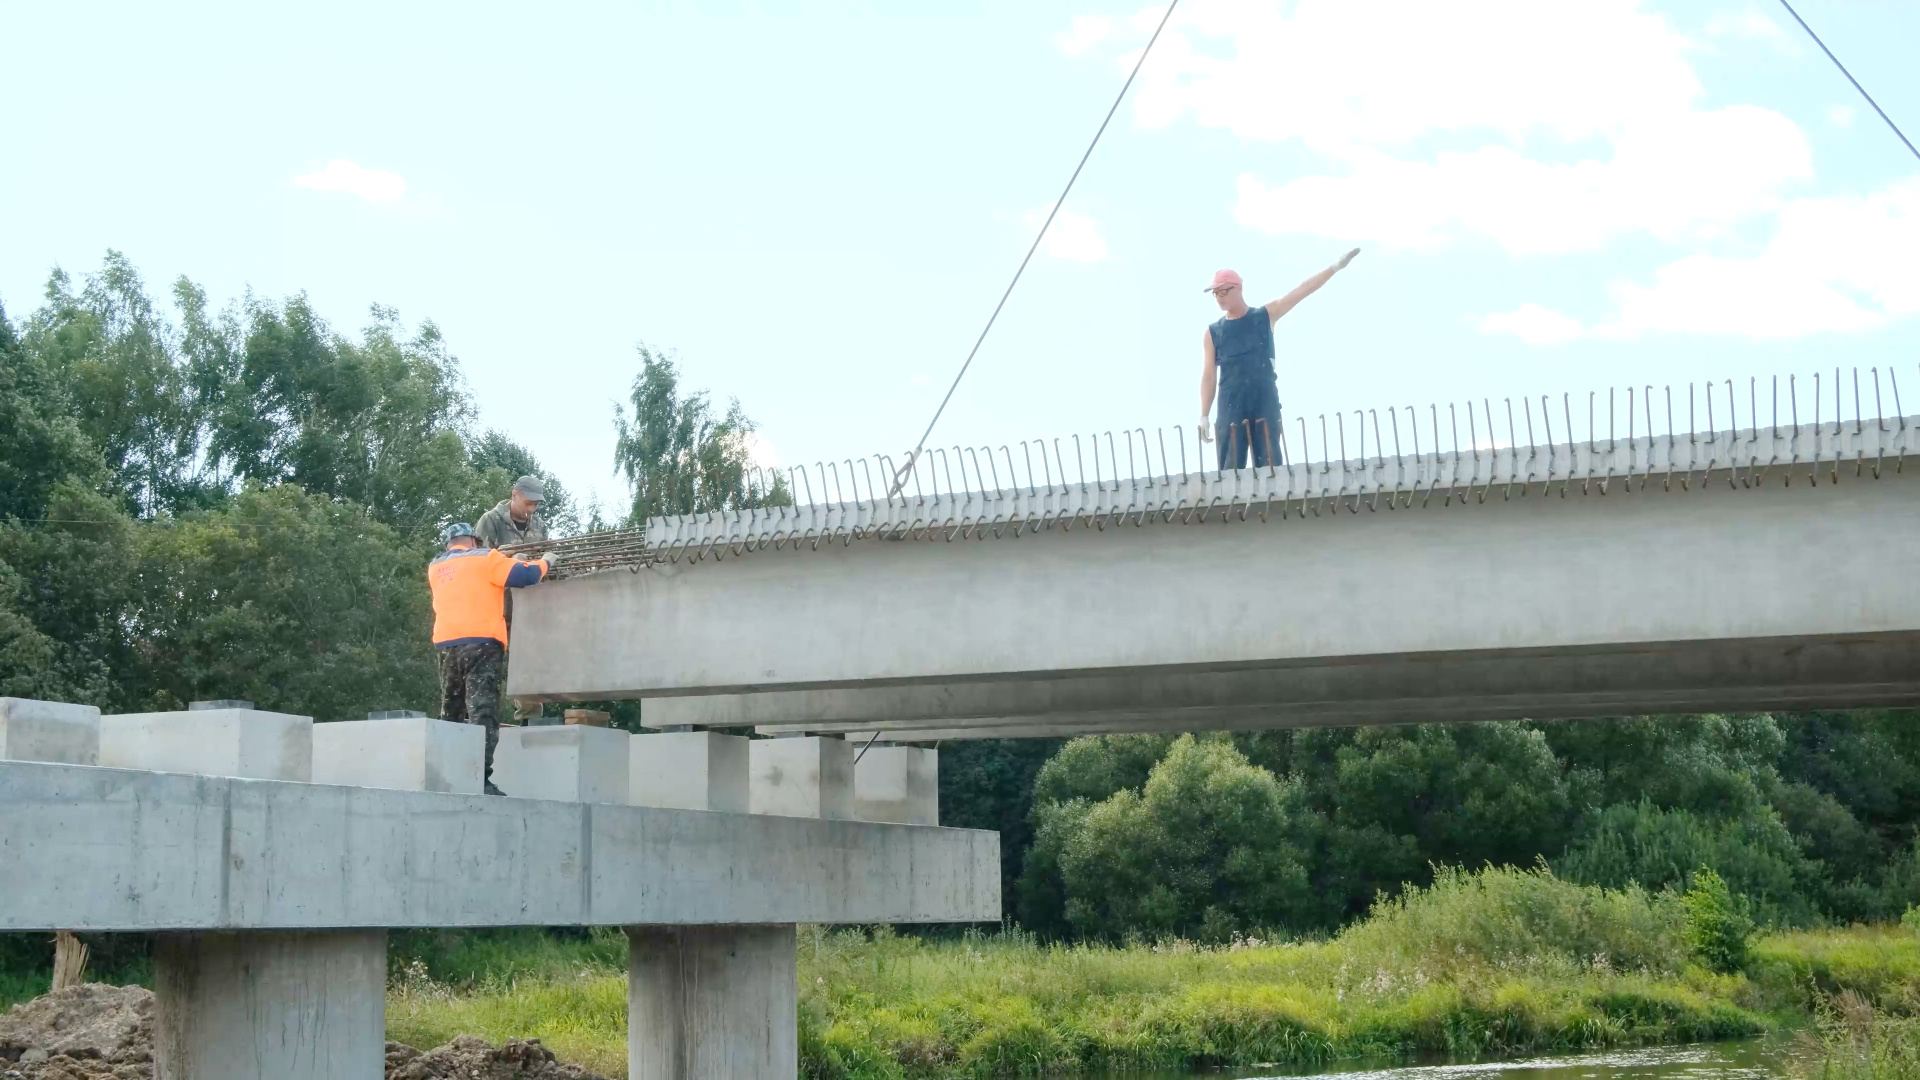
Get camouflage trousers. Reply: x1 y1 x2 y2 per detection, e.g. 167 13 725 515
438 640 505 786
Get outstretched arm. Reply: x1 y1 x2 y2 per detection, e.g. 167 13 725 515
1265 248 1360 322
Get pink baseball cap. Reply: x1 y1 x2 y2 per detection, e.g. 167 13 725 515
1205 269 1242 292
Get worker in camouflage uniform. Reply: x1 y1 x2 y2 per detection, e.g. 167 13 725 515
475 474 549 552
475 475 549 722
428 522 552 795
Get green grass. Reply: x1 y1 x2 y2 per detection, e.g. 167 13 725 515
13 870 1920 1078
381 868 1803 1079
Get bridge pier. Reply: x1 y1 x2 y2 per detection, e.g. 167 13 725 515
627 924 797 1079
153 929 387 1080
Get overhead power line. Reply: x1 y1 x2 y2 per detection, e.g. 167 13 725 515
889 0 1183 497
1775 0 1920 163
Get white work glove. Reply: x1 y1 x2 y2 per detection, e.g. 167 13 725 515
1335 247 1360 270
1200 416 1214 443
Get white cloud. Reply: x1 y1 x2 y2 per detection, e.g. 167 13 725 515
1479 303 1586 345
292 159 407 203
1480 178 1920 341
1024 205 1109 262
1105 0 1810 256
1070 0 1920 341
1705 11 1787 42
1058 15 1111 56
1829 104 1857 128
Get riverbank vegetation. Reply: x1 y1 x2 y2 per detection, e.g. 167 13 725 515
373 867 1920 1079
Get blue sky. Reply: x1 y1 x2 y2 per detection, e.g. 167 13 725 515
4 0 1916 513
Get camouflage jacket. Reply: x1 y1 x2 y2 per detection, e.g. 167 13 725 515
475 500 547 552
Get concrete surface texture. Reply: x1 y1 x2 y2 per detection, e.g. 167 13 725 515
152 929 385 1080
311 716 484 794
0 760 1000 931
630 730 749 813
854 745 939 825
100 708 313 781
493 724 631 803
0 697 100 765
628 925 796 1080
749 736 854 819
509 465 1920 736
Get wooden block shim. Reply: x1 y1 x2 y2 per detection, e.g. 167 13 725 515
563 709 611 727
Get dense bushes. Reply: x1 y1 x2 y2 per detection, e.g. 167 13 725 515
1014 713 1920 942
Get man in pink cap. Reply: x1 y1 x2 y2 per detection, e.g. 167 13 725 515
1201 249 1359 469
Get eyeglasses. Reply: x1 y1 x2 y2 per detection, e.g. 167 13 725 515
1208 286 1238 297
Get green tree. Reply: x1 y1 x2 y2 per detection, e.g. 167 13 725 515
204 296 487 529
1047 735 1326 941
22 255 215 514
127 485 438 718
0 300 105 521
613 345 779 525
1681 866 1751 973
938 738 1063 920
1555 800 1816 926
467 430 580 536
0 486 140 708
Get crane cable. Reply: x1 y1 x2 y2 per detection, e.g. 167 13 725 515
1775 0 1920 163
889 0 1183 497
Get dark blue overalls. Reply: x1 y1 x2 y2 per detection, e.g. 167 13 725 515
1210 307 1281 470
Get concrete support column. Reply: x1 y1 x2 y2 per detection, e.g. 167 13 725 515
153 929 386 1080
627 924 797 1080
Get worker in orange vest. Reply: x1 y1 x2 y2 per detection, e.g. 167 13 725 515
428 522 554 794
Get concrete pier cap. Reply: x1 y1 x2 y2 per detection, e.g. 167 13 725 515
312 716 484 794
855 744 939 825
750 736 854 819
0 697 100 765
631 730 749 813
494 724 631 802
100 707 312 781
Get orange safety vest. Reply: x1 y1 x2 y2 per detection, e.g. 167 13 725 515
428 547 548 648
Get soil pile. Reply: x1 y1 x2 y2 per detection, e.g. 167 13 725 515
0 987 607 1080
386 1035 609 1079
0 984 152 1078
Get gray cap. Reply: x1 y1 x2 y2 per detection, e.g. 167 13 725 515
512 475 546 501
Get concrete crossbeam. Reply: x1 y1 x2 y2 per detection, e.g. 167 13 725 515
100 708 313 781
154 930 385 1080
312 717 484 794
0 760 998 931
749 737 854 819
631 731 749 813
628 925 796 1079
0 698 100 765
495 724 631 803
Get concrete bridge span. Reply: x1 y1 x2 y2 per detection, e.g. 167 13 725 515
509 377 1920 738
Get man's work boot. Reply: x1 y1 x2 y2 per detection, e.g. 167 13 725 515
485 781 505 797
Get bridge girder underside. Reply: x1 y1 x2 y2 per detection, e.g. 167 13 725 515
646 632 1920 739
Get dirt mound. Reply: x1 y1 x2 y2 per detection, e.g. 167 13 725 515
0 983 151 1068
385 1035 609 1079
0 986 605 1080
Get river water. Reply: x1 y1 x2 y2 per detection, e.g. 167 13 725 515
1117 1038 1795 1080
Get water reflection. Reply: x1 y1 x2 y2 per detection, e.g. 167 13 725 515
1120 1038 1792 1080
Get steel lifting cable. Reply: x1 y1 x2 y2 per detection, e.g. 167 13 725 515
888 0 1183 497
1775 0 1920 164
